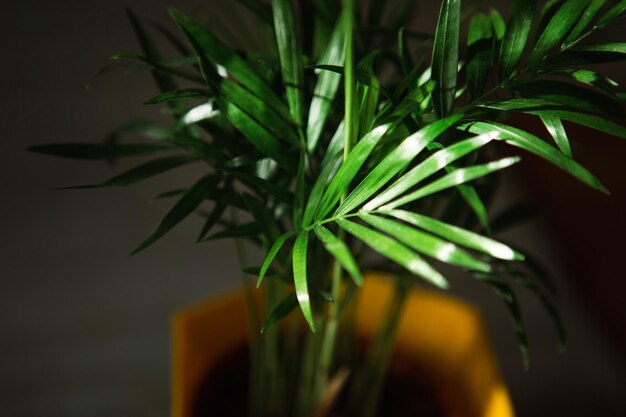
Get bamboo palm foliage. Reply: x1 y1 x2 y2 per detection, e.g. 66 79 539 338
31 0 626 415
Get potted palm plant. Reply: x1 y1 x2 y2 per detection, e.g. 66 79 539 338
31 0 626 416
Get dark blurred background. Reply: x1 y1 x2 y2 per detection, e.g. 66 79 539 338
1 1 625 416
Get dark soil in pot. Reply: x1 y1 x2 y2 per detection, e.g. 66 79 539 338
192 344 448 417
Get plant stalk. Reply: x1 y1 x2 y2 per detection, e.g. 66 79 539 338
231 209 262 417
314 0 356 407
349 276 411 417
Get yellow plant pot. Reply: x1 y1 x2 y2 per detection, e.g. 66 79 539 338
172 274 515 417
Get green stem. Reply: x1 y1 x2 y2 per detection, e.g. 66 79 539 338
313 238 344 399
265 280 286 416
231 209 262 417
296 326 322 416
349 276 411 417
313 0 356 406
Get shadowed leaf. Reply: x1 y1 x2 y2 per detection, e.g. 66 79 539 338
258 232 295 287
169 8 292 121
562 0 606 48
144 88 210 104
273 0 305 125
261 293 299 333
499 0 536 80
467 13 494 101
596 0 626 27
56 155 200 189
432 0 460 117
28 143 173 160
526 0 589 69
474 272 529 369
132 174 218 254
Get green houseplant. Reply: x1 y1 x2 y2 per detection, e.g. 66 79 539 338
31 0 626 415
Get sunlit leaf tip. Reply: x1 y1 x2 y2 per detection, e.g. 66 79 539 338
293 231 316 332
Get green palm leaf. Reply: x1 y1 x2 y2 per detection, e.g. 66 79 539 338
461 121 609 193
466 12 494 101
551 68 625 100
596 0 626 27
526 0 589 69
364 133 498 211
474 272 530 368
272 0 305 126
432 0 461 118
562 0 606 48
384 209 523 261
28 143 173 160
293 231 316 331
56 155 200 189
261 293 299 333
336 218 449 289
336 115 462 216
220 78 300 145
360 213 491 272
258 232 295 287
314 124 391 221
307 13 346 152
380 157 521 210
314 225 362 285
222 101 296 173
144 88 210 104
169 8 293 122
197 202 227 242
540 115 572 157
499 0 536 80
132 174 218 254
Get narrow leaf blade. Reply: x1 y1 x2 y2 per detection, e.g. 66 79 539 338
132 175 217 254
261 293 299 333
499 0 536 80
307 14 346 152
272 0 305 125
360 214 491 272
382 157 520 210
562 0 606 48
384 209 524 261
540 115 572 157
258 232 295 287
364 132 497 211
526 0 589 68
169 8 292 121
337 115 462 216
337 219 449 289
432 0 461 117
28 143 172 160
315 124 391 221
461 121 609 193
293 231 316 332
467 13 494 101
314 225 362 285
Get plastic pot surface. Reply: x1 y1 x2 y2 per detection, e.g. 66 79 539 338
172 274 514 417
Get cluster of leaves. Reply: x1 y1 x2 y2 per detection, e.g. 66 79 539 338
31 0 626 404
